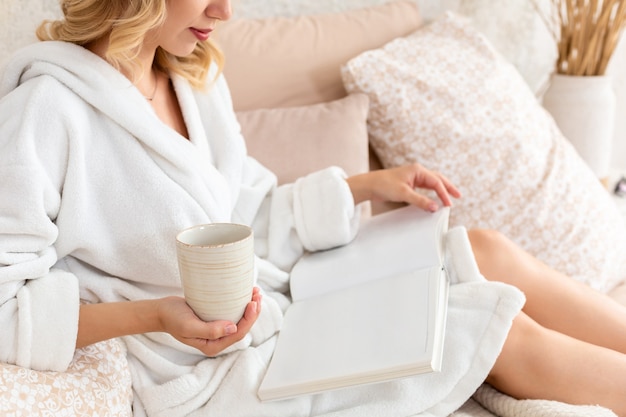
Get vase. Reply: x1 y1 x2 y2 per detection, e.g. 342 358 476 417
542 74 616 185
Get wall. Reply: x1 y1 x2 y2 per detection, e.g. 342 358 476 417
0 0 60 65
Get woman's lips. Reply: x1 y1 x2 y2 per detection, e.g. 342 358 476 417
190 28 211 41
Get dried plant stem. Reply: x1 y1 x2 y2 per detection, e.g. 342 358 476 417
534 0 626 76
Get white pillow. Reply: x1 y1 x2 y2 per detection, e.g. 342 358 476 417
342 12 626 292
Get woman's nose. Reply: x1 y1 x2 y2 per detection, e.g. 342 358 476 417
207 0 232 21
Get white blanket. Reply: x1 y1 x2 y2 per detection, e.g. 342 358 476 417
0 41 524 417
470 384 618 417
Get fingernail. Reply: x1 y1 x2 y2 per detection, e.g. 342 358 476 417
225 324 237 335
250 301 258 314
428 203 438 212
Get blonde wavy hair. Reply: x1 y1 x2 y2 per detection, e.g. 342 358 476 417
36 0 223 88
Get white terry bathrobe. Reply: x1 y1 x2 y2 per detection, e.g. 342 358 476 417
0 41 524 417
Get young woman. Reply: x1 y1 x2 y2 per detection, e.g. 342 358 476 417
1 0 625 416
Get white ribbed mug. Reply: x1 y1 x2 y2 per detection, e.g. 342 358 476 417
176 223 254 323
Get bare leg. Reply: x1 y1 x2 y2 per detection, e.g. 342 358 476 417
468 228 626 354
467 229 626 415
487 312 626 416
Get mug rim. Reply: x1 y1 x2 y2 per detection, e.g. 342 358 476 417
176 223 253 248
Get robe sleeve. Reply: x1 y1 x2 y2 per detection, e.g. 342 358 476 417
0 79 80 371
235 154 361 275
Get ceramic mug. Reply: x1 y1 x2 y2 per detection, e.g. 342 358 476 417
175 223 255 323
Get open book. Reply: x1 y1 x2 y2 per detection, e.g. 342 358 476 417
257 205 450 401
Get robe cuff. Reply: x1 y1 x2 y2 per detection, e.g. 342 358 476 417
293 167 360 252
16 269 80 371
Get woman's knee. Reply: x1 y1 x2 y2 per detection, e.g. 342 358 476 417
467 228 509 267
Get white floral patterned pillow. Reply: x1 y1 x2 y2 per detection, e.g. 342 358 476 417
342 12 626 292
0 338 132 417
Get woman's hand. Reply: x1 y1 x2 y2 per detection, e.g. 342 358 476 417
346 163 461 212
156 287 262 357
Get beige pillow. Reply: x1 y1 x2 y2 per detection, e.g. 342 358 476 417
216 0 423 111
237 93 370 185
342 12 626 292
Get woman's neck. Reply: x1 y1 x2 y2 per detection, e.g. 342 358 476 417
86 35 158 99
85 36 189 140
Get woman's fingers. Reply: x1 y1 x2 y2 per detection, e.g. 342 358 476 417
435 171 462 199
195 297 262 356
160 289 263 357
413 167 461 209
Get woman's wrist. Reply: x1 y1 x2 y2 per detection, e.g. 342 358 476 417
77 299 162 348
346 172 374 205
